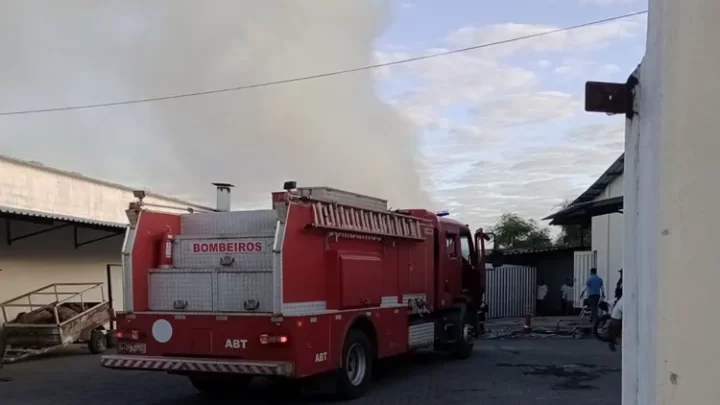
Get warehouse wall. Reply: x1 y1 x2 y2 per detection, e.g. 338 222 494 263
0 154 215 324
591 173 624 293
0 218 125 322
503 249 578 315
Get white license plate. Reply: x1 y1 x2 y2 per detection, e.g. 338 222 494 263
118 343 147 355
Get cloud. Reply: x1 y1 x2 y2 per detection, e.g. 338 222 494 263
428 121 626 225
579 0 638 5
375 50 539 129
445 14 646 58
0 1 431 209
471 91 582 127
374 15 642 226
552 58 622 78
376 15 643 131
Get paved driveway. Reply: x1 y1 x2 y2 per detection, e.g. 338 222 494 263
0 338 620 405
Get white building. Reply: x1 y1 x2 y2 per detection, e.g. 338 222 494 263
544 153 625 296
0 154 214 321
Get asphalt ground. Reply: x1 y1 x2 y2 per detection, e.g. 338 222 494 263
0 337 620 405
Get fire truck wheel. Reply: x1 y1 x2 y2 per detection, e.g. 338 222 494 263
88 330 107 354
189 375 252 398
451 320 475 360
336 329 374 400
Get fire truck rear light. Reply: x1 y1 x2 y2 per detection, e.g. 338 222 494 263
259 334 289 344
117 329 144 340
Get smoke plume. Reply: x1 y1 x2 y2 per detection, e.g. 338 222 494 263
0 0 432 210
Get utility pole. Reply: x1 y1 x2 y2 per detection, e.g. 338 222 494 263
585 1 720 404
623 1 720 404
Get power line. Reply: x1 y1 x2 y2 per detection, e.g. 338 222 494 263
0 10 647 117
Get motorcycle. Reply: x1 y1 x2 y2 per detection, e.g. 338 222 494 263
593 297 618 342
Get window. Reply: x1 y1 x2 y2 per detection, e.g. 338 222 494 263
446 233 458 258
460 234 472 262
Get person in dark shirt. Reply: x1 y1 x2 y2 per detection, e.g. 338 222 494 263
615 269 623 300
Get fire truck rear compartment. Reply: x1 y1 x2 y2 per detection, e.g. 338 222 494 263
114 313 296 361
148 210 280 313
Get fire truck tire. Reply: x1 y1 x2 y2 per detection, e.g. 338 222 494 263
88 330 107 354
336 329 374 400
451 317 475 360
189 375 252 398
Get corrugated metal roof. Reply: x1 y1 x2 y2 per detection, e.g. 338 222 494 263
0 206 127 229
570 153 625 205
543 196 623 225
0 153 215 211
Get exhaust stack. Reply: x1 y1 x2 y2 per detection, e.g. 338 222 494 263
212 183 234 212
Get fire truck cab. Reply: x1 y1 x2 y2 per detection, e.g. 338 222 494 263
101 183 497 399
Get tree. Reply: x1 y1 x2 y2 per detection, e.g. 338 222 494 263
489 213 553 251
553 199 592 248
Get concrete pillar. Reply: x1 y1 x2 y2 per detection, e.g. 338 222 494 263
623 0 720 404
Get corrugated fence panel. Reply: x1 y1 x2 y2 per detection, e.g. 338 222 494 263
573 251 597 308
485 265 536 319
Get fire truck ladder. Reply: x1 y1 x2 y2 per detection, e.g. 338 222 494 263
310 201 425 240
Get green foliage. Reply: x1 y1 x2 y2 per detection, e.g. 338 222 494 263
552 199 592 248
489 213 553 251
554 224 591 247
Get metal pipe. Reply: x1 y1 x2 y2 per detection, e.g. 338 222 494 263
212 183 234 212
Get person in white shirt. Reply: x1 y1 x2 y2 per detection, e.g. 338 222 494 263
607 296 623 351
560 278 574 315
536 279 548 316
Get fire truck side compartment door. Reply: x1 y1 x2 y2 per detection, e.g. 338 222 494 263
407 243 427 293
339 254 382 309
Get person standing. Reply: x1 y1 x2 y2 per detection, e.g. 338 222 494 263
615 269 623 300
583 268 605 323
536 279 548 316
607 295 623 352
560 278 574 315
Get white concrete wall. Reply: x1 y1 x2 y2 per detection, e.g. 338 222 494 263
624 0 720 403
0 218 125 322
0 156 214 225
591 173 624 292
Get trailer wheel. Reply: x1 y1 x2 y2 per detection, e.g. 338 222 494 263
336 329 373 400
88 330 107 354
189 375 252 398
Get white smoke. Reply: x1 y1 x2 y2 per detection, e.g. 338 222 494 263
0 0 432 210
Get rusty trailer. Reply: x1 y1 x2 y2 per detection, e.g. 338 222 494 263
0 282 112 364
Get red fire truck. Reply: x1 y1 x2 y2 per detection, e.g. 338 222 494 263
101 182 498 399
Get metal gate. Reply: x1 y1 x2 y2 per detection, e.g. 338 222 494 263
485 265 536 319
573 251 597 307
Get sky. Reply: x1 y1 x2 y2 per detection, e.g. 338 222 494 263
374 0 646 227
0 0 647 231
